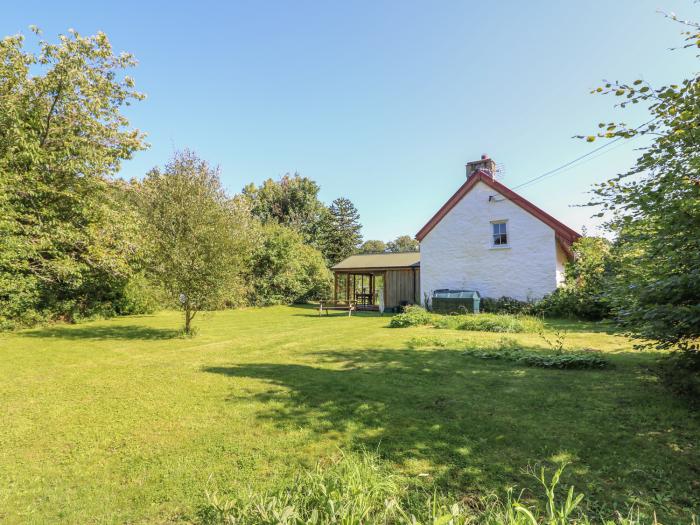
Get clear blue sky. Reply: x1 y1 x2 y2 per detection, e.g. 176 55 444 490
4 1 697 240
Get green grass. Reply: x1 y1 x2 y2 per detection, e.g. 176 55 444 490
0 306 698 523
389 306 543 332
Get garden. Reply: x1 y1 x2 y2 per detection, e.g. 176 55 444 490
1 306 698 523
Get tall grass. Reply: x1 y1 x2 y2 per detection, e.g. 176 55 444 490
202 451 686 524
389 306 543 333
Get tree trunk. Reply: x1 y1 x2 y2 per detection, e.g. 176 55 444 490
184 306 193 334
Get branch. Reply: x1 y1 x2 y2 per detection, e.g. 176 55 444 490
40 82 64 147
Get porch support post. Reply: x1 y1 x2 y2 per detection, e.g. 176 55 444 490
334 273 338 302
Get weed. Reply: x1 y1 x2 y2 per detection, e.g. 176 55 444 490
202 452 684 524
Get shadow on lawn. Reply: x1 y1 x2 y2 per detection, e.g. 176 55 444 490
21 325 179 340
203 347 699 517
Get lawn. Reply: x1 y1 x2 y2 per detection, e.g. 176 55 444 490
0 306 698 523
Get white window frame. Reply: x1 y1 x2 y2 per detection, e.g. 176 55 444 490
490 220 509 248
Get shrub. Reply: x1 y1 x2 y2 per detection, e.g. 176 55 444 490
480 296 534 315
463 338 609 370
534 287 611 321
249 222 332 305
435 313 543 333
203 451 660 524
114 273 166 315
660 351 700 406
388 305 434 328
389 307 543 333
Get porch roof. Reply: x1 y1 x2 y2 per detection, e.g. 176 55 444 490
332 252 420 271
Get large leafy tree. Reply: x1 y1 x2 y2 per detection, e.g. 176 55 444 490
583 11 699 356
387 235 419 253
242 173 327 246
0 28 146 326
249 222 332 305
321 197 363 265
359 240 387 253
140 151 249 334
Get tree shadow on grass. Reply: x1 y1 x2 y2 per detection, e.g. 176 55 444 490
21 325 180 340
203 347 699 518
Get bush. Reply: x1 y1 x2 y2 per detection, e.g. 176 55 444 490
480 296 534 315
534 287 610 321
114 273 166 315
465 334 610 369
660 351 700 405
389 307 543 333
249 223 332 305
203 451 660 524
435 313 542 333
388 305 434 327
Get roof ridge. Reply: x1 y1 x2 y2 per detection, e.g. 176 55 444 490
415 170 581 244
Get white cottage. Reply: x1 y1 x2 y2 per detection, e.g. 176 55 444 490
416 155 580 303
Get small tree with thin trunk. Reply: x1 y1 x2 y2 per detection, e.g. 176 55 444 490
140 150 241 334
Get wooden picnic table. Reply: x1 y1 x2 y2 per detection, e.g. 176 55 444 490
318 300 356 316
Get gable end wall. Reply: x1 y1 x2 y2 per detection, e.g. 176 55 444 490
420 181 558 302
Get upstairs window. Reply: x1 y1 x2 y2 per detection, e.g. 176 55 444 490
492 221 508 246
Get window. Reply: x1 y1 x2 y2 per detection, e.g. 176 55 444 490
492 221 508 246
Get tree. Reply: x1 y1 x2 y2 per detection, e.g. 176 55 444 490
249 223 332 305
0 28 146 327
387 235 419 253
359 240 387 253
582 11 699 356
321 198 363 265
140 151 247 334
538 237 613 320
242 173 327 246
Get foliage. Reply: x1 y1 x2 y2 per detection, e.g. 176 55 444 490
242 173 328 248
320 197 363 265
388 305 435 327
536 238 613 321
405 337 449 349
386 235 419 253
113 272 167 316
249 222 332 305
204 452 661 524
359 239 387 253
462 337 609 370
480 296 534 315
389 306 542 333
435 313 542 333
659 351 700 405
0 28 147 327
139 150 250 333
2 307 698 522
580 12 700 354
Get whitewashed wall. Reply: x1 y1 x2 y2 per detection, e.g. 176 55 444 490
420 180 559 302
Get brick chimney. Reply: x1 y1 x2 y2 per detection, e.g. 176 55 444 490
466 154 496 178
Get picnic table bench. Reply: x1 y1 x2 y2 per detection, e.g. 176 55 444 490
318 300 356 316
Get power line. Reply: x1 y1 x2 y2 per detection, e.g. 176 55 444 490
510 120 654 191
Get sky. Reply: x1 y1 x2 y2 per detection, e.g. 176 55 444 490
3 1 698 241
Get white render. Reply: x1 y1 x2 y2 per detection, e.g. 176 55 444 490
420 180 563 302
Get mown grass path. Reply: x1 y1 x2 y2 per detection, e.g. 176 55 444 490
0 306 697 523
